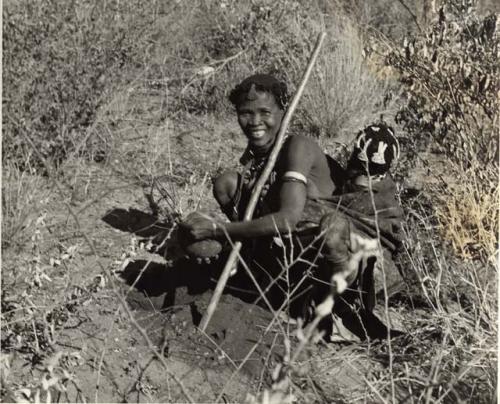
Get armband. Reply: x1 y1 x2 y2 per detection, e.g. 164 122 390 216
282 171 308 185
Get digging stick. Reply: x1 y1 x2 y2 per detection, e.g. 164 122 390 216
199 32 327 332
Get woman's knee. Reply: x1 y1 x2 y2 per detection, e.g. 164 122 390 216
213 171 239 206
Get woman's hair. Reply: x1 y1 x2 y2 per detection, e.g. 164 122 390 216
229 74 289 110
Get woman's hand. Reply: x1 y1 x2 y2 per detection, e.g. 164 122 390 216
180 212 219 241
178 212 224 263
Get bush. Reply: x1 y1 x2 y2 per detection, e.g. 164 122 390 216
385 0 499 166
381 0 498 265
3 0 154 169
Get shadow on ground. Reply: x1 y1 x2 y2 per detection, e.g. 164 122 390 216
102 207 179 258
102 206 260 311
102 207 173 238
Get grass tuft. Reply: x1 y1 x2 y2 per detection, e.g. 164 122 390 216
435 164 498 263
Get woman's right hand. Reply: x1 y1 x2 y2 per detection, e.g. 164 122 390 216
179 212 219 241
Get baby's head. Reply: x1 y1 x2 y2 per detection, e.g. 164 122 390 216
347 123 400 180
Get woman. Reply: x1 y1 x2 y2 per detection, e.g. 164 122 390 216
186 73 341 241
182 74 404 335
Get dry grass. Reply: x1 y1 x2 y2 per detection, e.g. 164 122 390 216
298 16 400 145
1 162 52 248
434 164 498 264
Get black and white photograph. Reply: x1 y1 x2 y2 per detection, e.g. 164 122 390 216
2 0 498 402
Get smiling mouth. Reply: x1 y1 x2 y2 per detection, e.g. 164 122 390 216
249 129 266 139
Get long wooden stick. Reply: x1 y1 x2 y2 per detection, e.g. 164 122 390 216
199 32 327 332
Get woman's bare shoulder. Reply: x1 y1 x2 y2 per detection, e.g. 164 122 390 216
285 134 323 154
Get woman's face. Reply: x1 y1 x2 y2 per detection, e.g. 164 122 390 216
236 91 284 150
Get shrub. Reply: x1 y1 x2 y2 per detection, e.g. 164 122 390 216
385 0 499 166
380 0 498 268
3 0 154 169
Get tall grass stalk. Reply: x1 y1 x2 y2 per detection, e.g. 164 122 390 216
2 163 51 248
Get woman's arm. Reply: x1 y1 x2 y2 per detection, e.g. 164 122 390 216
217 180 307 238
185 136 316 240
184 179 308 240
